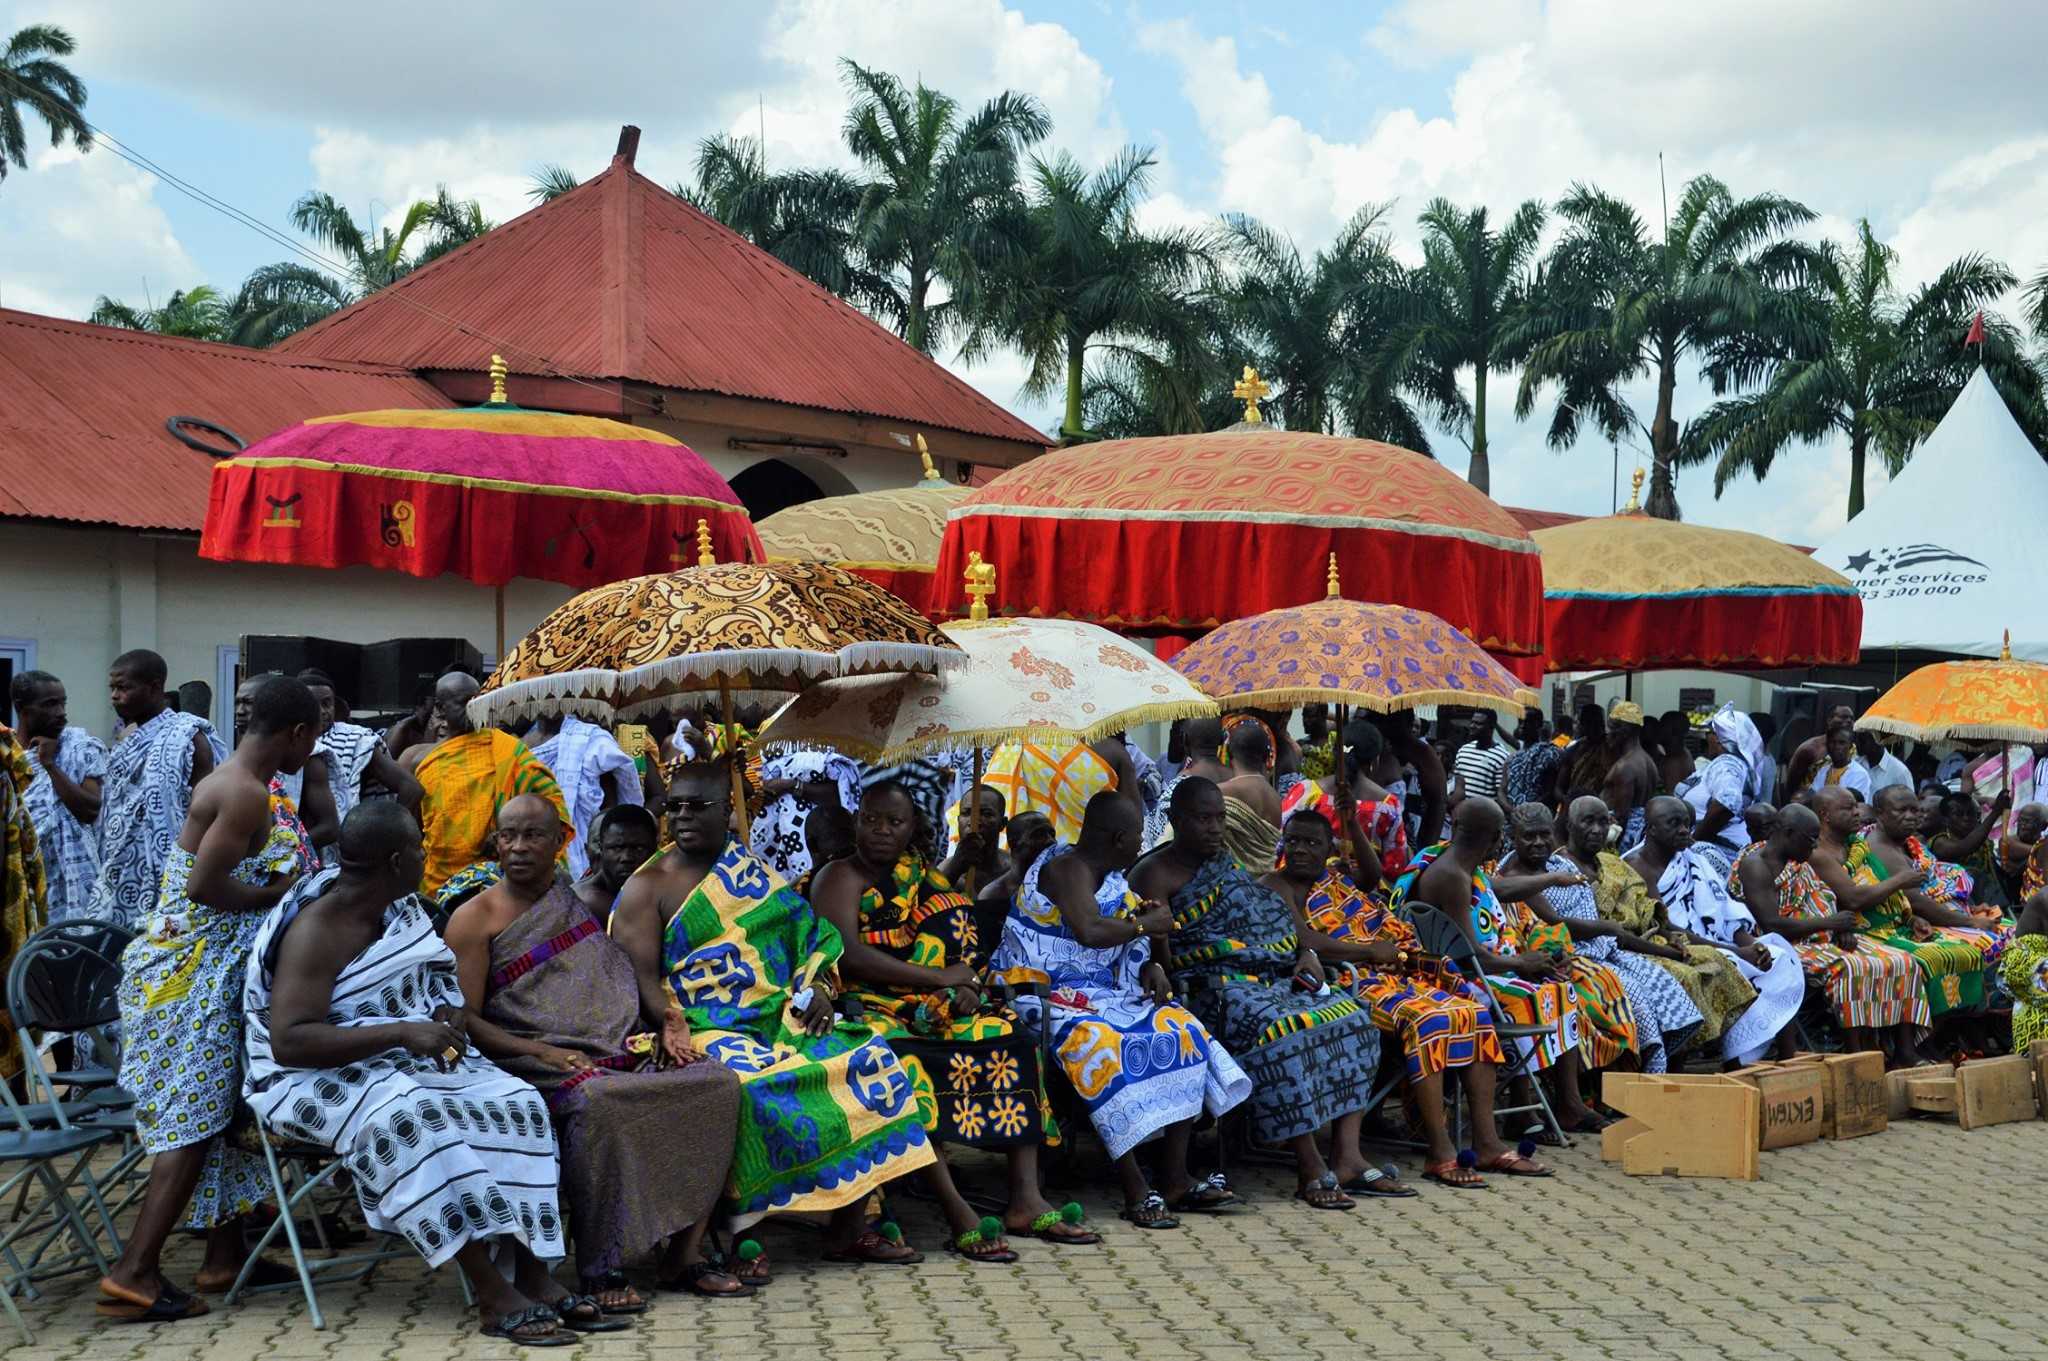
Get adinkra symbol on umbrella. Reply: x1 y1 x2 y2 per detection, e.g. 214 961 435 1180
542 513 597 568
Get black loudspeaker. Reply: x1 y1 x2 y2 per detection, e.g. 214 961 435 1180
360 638 484 712
240 636 365 702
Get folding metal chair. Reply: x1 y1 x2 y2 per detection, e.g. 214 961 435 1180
1405 903 1571 1149
0 1076 121 1341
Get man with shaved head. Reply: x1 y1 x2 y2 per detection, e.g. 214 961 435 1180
447 794 744 1307
1500 798 1703 1073
397 671 568 896
1997 801 2048 904
1838 784 2004 1036
1627 796 1801 1064
1145 717 1231 849
246 802 583 1345
1389 798 1555 1180
1732 800 1930 1066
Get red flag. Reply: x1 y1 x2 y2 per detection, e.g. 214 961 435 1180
1965 310 1986 347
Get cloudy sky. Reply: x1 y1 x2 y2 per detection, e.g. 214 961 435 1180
4 0 2044 544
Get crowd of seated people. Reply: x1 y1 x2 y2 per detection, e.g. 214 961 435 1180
9 667 2046 1343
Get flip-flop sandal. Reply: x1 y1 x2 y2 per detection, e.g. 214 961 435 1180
944 1216 1020 1265
822 1225 925 1266
725 1239 772 1286
666 1262 755 1299
480 1303 577 1346
1118 1192 1180 1230
1422 1153 1489 1190
1479 1142 1555 1177
582 1270 650 1314
1341 1163 1419 1198
1562 1112 1614 1133
1168 1172 1243 1213
1024 1203 1101 1244
1294 1171 1355 1211
1520 1123 1570 1148
96 1277 210 1323
195 1257 300 1293
550 1292 631 1332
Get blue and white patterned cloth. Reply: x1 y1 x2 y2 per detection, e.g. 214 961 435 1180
86 709 226 929
23 726 107 922
531 715 643 879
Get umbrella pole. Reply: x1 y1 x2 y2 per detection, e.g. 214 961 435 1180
1333 703 1354 862
963 746 986 899
722 679 751 841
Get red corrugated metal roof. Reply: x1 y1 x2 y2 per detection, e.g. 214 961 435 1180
0 309 451 531
276 156 1050 454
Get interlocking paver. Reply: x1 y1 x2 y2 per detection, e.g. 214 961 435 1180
10 1120 2048 1359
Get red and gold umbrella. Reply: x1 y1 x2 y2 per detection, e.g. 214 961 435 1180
931 374 1543 658
1533 471 1860 671
753 436 968 616
200 355 762 590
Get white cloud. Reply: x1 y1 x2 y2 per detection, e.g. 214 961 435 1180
0 144 197 319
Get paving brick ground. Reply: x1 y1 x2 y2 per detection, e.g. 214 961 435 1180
10 1118 2046 1360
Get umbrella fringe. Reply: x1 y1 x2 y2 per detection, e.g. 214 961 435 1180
1855 717 2048 746
757 697 1220 765
836 640 970 673
1187 685 1536 717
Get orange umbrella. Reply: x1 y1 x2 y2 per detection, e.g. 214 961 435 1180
1854 633 2048 746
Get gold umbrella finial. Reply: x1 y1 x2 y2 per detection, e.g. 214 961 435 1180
1623 466 1645 513
695 518 715 567
2003 629 2013 661
1233 365 1270 424
964 551 997 621
488 353 509 405
1326 552 1341 600
916 433 941 482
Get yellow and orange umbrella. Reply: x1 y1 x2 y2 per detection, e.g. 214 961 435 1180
1854 633 2048 746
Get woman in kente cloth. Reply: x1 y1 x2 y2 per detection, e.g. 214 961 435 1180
1279 719 1410 881
2001 892 2048 1054
812 781 1095 1261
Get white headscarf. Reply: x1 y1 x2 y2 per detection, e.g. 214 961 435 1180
1708 704 1769 801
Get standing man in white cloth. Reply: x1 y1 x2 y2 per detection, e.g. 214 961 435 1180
1627 796 1802 1065
528 713 642 880
245 802 606 1346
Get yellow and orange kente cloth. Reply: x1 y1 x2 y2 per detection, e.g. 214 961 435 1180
416 729 569 896
981 739 1116 844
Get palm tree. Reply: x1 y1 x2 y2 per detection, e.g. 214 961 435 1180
963 147 1219 442
1380 198 1546 493
1515 176 1821 518
230 187 493 345
89 285 230 340
687 134 889 314
0 23 90 186
826 60 1048 355
1224 205 1462 452
528 163 581 204
1683 219 2031 518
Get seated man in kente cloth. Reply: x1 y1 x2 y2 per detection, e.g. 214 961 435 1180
573 803 660 929
995 793 1251 1229
613 760 935 1271
1733 800 1931 1067
1393 800 1607 1158
1131 777 1386 1211
1626 797 1802 1065
812 781 1085 1261
396 671 567 897
447 795 747 1306
1840 785 2002 1036
1387 799 1555 1180
1501 800 1702 1075
99 675 318 1322
1264 808 1495 1191
246 804 588 1347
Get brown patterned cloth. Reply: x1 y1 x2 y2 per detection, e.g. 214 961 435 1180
481 876 740 1275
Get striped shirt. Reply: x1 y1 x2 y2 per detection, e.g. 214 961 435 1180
1452 741 1511 799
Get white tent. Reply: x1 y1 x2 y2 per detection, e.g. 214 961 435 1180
1812 368 2048 661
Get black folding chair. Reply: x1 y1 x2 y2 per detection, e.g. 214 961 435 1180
0 1074 121 1341
1405 904 1571 1149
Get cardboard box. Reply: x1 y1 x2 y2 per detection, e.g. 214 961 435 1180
2032 1039 2048 1119
1730 1063 1825 1149
1884 1067 1921 1121
1956 1055 2037 1130
1600 1072 1761 1180
1821 1051 1889 1139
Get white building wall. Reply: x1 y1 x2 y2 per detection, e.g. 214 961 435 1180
2 521 573 739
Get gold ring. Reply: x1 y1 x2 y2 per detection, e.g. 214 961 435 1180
440 1046 461 1063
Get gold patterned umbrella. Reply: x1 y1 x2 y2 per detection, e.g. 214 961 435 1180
1855 633 2048 746
754 437 969 616
468 524 964 729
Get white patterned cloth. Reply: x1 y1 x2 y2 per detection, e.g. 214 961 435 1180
86 709 227 929
1677 753 1754 859
22 726 107 922
748 750 863 882
993 846 1249 1159
244 868 566 1268
1538 852 1702 1072
531 716 642 879
1655 845 1803 1066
